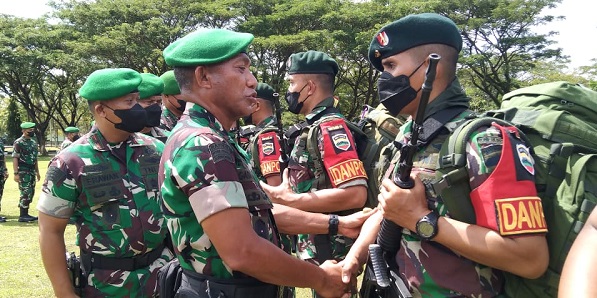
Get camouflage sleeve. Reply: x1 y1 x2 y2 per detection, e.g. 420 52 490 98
465 124 545 236
37 156 77 219
11 140 20 158
169 134 248 223
465 125 502 190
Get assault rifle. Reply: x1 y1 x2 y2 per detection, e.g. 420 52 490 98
362 53 441 298
273 92 289 174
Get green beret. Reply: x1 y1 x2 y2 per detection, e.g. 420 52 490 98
64 126 79 133
256 83 276 102
368 13 462 71
160 71 181 95
163 28 254 67
20 122 35 129
138 73 164 99
287 51 338 75
79 68 142 101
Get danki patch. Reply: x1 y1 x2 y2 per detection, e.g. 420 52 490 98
495 197 547 235
258 131 281 177
516 144 535 175
376 31 389 47
321 118 366 187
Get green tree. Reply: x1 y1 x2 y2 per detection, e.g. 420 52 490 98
439 0 566 106
6 98 22 143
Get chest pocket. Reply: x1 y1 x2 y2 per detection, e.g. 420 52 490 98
81 164 130 230
139 154 160 194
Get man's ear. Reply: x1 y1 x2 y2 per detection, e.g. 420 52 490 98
195 66 211 88
307 80 316 96
94 103 106 117
253 100 261 113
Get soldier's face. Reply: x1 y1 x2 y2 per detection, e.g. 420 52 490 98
138 96 162 109
380 51 425 116
206 53 258 120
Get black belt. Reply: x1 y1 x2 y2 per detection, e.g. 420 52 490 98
178 269 279 298
18 163 35 171
81 243 165 272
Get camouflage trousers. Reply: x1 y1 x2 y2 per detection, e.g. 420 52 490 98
17 171 35 209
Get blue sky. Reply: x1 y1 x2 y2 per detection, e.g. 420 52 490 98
0 0 595 70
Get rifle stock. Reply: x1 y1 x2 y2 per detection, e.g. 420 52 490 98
363 54 441 298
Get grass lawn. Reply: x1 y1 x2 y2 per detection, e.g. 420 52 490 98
0 156 77 298
0 155 361 297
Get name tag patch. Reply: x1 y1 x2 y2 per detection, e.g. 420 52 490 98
328 159 367 186
496 197 547 235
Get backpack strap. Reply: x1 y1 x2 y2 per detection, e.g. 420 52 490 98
418 106 469 145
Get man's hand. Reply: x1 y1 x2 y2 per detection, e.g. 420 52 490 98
340 254 364 287
13 173 19 183
338 207 378 238
316 260 352 298
379 175 429 232
3 172 8 179
36 171 41 181
260 169 298 206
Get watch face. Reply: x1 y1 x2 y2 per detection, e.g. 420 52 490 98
418 221 435 238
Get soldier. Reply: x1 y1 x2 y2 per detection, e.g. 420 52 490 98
13 121 40 223
261 51 368 284
243 82 282 186
38 68 173 297
59 126 80 152
159 28 369 298
341 13 549 296
0 137 7 223
159 70 185 132
138 72 170 142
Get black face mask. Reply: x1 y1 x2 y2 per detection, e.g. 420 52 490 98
26 131 35 137
285 83 310 114
72 135 80 142
103 103 148 133
144 103 162 127
175 98 186 113
377 60 425 116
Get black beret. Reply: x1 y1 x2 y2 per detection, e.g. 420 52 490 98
287 50 338 75
368 13 462 71
256 83 276 102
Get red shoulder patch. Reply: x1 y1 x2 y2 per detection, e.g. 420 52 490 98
320 118 367 187
258 131 281 177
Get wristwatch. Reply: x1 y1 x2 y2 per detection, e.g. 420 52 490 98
328 214 339 236
415 211 439 240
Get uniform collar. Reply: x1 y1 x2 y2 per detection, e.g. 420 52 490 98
186 102 227 137
88 126 146 152
256 115 277 129
424 78 470 120
306 96 336 123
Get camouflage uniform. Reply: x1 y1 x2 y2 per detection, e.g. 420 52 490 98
246 115 281 182
383 79 546 296
288 97 367 264
159 102 281 278
144 126 170 143
159 107 178 132
12 136 38 209
59 138 73 152
0 139 6 212
37 127 173 297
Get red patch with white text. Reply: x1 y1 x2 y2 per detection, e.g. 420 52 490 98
321 119 367 187
258 131 281 177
